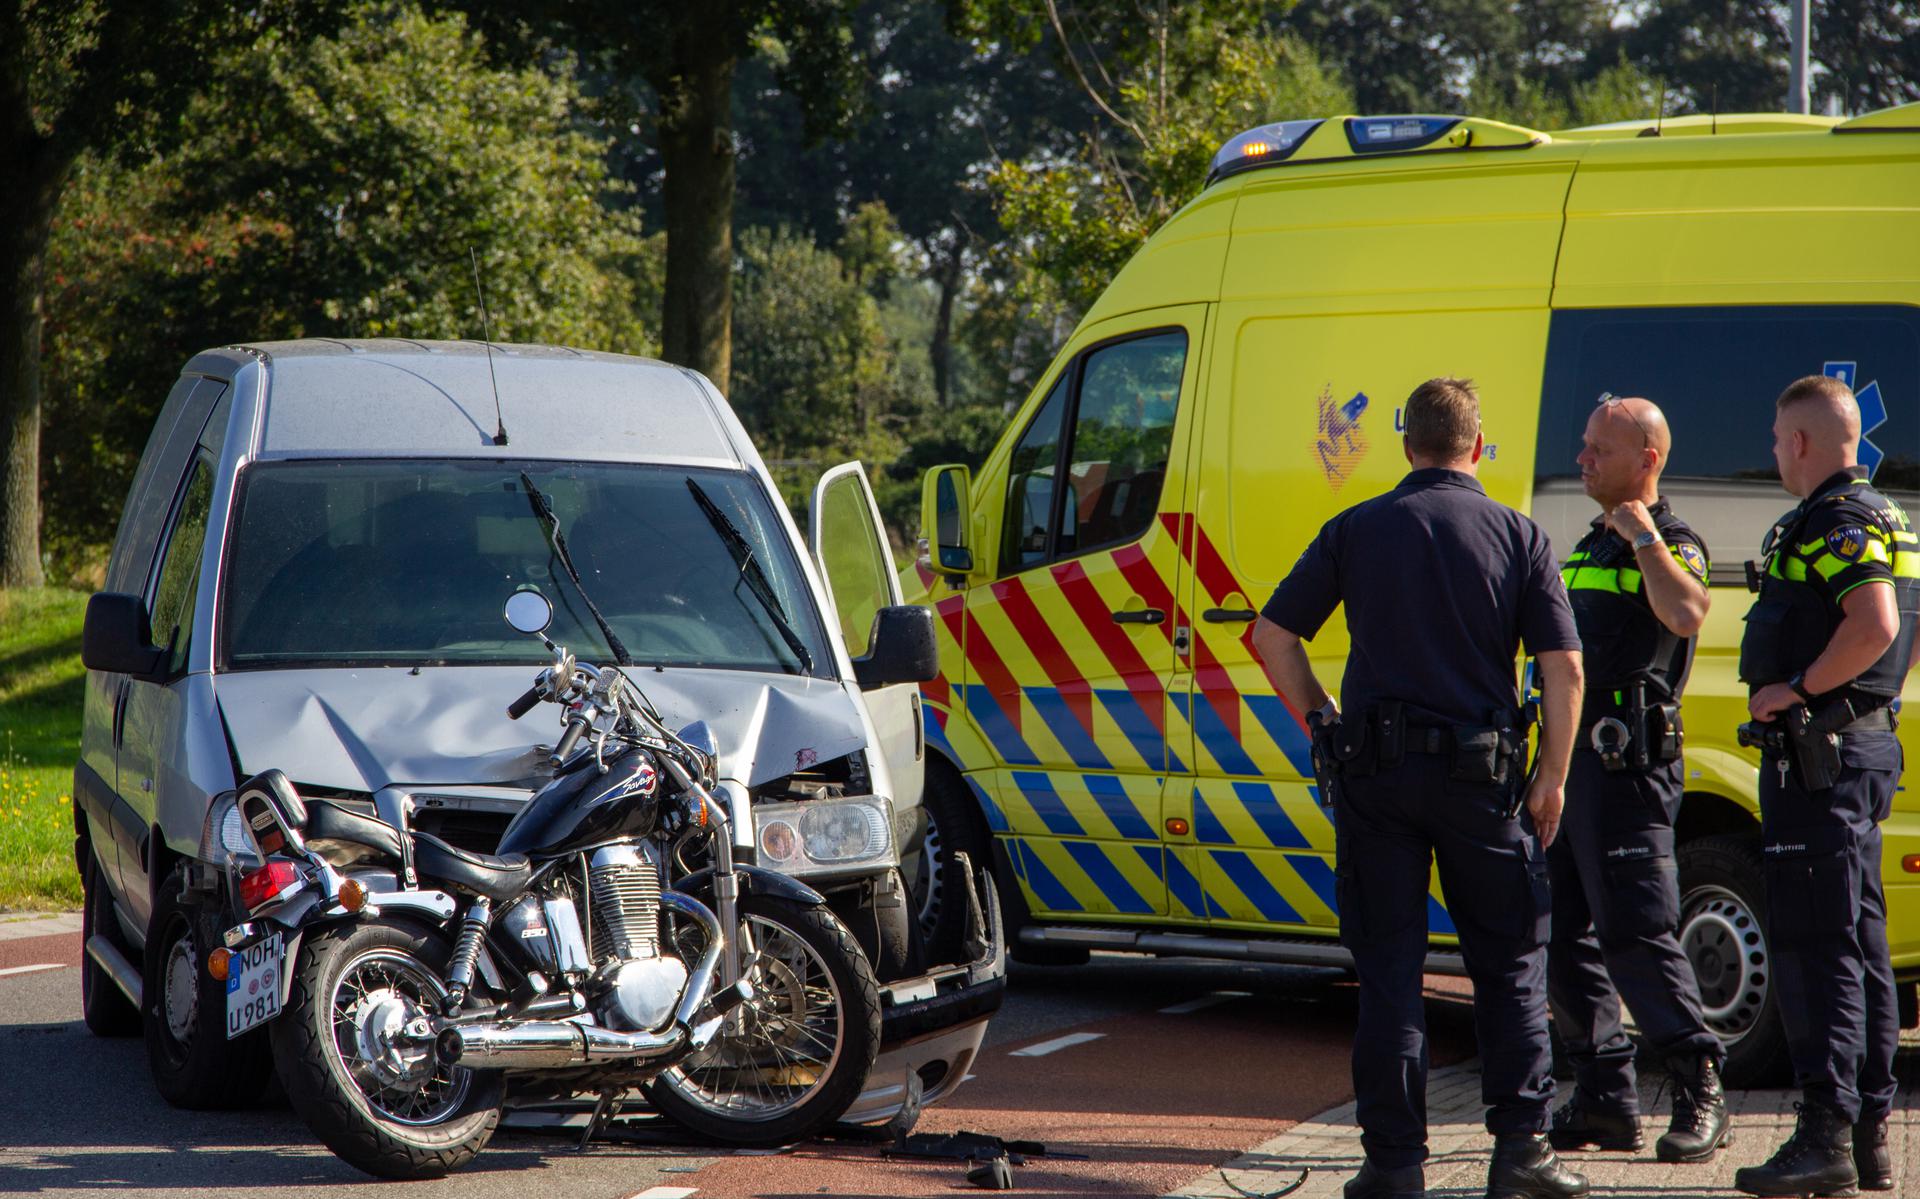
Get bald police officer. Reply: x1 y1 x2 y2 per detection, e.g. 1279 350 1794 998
1254 377 1588 1199
1734 376 1919 1197
1545 395 1729 1164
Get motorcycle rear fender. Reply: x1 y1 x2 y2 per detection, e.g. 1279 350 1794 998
671 865 825 907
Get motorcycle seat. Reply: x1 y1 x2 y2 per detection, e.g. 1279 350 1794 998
302 799 407 867
413 832 533 902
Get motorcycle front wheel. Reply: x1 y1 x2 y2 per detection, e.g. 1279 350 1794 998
646 894 881 1146
269 918 503 1179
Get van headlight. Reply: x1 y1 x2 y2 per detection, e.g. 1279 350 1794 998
199 793 262 867
753 796 896 878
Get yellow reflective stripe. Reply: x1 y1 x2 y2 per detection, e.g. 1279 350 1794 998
1562 564 1640 594
1896 551 1920 579
1770 554 1810 582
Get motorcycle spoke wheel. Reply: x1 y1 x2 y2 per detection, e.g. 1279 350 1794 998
668 913 845 1119
325 950 470 1127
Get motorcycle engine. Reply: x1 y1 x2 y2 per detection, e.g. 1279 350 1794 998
586 842 687 1032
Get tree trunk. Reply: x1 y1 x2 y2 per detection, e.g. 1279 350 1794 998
929 239 964 409
654 28 738 397
0 138 62 589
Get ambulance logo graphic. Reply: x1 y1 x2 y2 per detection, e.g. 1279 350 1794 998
1824 362 1888 477
1315 386 1370 491
1677 542 1707 579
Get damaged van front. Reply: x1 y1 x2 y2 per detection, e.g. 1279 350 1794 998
73 340 1002 1127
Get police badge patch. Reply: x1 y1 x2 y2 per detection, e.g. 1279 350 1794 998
1677 542 1708 579
1827 526 1868 562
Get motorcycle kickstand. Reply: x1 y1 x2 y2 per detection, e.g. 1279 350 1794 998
578 1087 624 1151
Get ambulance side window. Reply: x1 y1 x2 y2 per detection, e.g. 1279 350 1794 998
1001 374 1071 572
1000 328 1187 574
1534 304 1920 581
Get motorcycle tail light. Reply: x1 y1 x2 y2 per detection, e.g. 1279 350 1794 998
239 860 304 911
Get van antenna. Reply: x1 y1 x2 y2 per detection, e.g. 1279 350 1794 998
470 246 509 447
1711 85 1718 135
1656 80 1666 136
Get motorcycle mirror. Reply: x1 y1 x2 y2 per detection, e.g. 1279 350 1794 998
503 588 553 636
676 720 718 761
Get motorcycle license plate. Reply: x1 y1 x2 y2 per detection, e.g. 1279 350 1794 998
226 933 284 1039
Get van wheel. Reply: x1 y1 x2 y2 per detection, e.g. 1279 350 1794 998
144 867 274 1108
81 852 141 1037
1677 834 1790 1088
911 764 995 964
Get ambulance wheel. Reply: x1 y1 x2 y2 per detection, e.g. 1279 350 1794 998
1677 834 1790 1088
144 867 275 1109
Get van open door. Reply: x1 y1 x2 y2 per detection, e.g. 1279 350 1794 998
810 462 925 813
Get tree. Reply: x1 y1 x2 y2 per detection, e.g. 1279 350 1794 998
966 1 1353 311
1 1 342 587
470 2 866 396
39 3 652 577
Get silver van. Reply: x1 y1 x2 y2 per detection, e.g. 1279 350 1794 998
74 339 1003 1126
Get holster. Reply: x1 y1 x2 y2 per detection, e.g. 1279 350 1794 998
1307 709 1342 809
1784 704 1843 791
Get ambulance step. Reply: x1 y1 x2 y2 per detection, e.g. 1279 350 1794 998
1016 925 1468 977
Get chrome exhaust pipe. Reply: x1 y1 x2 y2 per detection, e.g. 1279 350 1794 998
439 1018 686 1069
437 890 730 1070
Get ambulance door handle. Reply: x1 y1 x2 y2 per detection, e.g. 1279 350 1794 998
1111 608 1165 625
1202 609 1257 623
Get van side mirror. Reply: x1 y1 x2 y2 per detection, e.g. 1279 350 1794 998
920 464 974 576
81 592 168 682
852 605 939 689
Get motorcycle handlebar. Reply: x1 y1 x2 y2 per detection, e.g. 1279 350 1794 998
506 685 543 720
553 715 589 762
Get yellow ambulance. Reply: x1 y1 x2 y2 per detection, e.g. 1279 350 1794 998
902 103 1920 1084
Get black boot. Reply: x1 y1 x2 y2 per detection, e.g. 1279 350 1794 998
1486 1133 1590 1198
1548 1092 1643 1152
1854 1116 1892 1192
1345 1157 1426 1198
1656 1054 1731 1163
1733 1102 1858 1197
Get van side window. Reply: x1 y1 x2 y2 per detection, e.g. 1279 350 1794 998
1535 304 1920 580
148 458 215 676
1000 329 1187 573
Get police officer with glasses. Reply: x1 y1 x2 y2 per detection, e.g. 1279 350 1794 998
1734 375 1919 1198
1545 394 1729 1165
1255 377 1588 1199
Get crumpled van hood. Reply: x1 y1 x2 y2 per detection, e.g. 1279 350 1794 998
215 666 868 793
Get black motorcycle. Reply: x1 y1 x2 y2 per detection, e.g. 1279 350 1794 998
210 588 881 1178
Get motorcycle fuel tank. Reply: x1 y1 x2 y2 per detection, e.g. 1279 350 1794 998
495 744 663 860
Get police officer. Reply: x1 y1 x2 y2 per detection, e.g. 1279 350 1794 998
1545 395 1729 1163
1253 377 1588 1199
1734 375 1917 1197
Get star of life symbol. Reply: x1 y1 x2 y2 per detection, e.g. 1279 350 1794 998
1315 385 1370 492
1824 362 1888 476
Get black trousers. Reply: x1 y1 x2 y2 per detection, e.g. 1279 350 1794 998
1547 751 1720 1111
1759 729 1901 1123
1335 755 1555 1168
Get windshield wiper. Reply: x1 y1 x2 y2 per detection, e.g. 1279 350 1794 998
519 471 633 667
685 477 814 674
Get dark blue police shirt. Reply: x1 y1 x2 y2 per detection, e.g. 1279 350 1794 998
1262 467 1580 727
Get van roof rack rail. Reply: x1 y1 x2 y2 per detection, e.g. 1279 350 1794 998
1835 100 1920 133
1206 114 1547 186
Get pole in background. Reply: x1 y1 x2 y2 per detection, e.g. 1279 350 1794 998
1789 0 1811 114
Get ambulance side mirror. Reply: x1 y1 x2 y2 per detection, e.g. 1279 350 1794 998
921 464 974 576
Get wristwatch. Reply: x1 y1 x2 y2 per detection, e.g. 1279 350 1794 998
1633 530 1663 551
1787 672 1814 703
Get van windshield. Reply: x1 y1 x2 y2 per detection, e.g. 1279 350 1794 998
221 459 833 675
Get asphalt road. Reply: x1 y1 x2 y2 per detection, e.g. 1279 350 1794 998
0 925 1481 1197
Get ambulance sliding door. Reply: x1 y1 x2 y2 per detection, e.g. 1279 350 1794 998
961 305 1209 922
1174 155 1574 935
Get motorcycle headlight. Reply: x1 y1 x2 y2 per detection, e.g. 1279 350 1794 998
752 796 896 878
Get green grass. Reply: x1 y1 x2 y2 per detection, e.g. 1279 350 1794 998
0 588 87 910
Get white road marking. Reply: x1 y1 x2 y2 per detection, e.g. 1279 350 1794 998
1010 1031 1105 1057
0 963 65 978
628 1188 698 1199
1159 990 1251 1015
